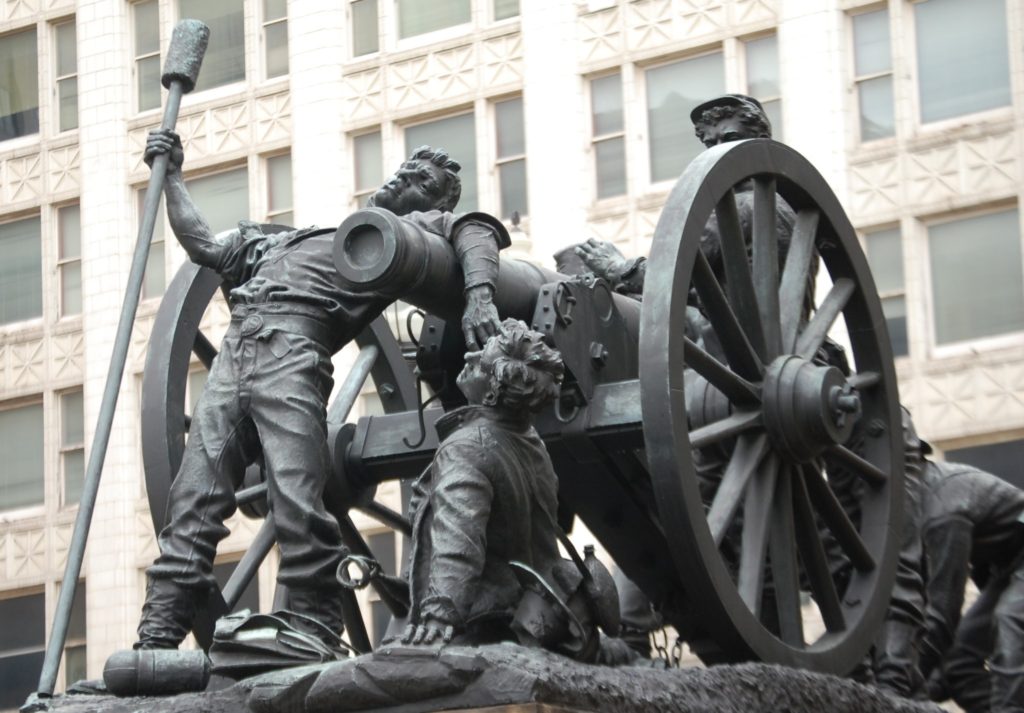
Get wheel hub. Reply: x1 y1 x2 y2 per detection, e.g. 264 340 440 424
761 355 860 462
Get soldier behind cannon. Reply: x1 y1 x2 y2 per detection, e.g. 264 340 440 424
912 420 1024 713
130 129 510 651
401 319 565 647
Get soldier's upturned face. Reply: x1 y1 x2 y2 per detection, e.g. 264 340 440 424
700 115 759 148
456 351 491 406
371 160 449 216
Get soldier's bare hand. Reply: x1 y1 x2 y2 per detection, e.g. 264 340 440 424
144 129 184 174
574 238 628 282
462 285 501 350
402 620 454 646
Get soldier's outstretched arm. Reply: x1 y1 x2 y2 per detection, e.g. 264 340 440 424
145 129 226 270
452 219 505 349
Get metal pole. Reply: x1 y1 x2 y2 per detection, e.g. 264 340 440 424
28 20 209 705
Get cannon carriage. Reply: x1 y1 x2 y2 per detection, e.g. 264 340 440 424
140 139 902 675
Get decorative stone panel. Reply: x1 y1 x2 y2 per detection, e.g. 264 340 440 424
4 337 46 392
343 69 386 124
51 331 85 382
848 157 902 221
53 523 73 571
254 92 292 146
480 34 524 88
47 145 81 196
8 526 47 581
1 152 43 206
1 0 40 23
579 5 624 65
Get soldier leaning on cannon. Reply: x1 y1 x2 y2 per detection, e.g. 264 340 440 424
132 129 510 650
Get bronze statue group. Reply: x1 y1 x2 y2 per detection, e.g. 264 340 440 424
113 95 1024 713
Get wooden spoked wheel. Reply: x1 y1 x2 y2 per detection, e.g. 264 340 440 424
640 139 903 673
141 240 417 651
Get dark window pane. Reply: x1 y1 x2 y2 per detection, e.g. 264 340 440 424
56 21 77 76
595 137 626 199
135 0 160 55
745 35 779 98
405 113 477 211
946 440 1024 490
367 531 396 574
59 204 81 258
61 261 82 316
0 28 39 141
267 154 292 215
62 390 84 445
398 0 470 38
370 599 391 646
865 227 903 294
142 239 166 300
0 650 44 709
0 404 44 510
929 209 1024 344
65 645 87 688
882 296 908 358
213 560 260 614
853 9 891 76
761 97 782 142
0 592 44 650
64 449 85 505
591 73 622 135
858 76 894 141
179 0 245 91
138 55 162 111
647 53 724 182
916 0 1010 123
185 168 249 234
265 21 288 78
67 584 87 641
352 0 379 56
0 216 42 325
354 131 382 193
495 97 524 157
494 0 519 20
58 76 78 131
264 0 287 21
498 159 527 220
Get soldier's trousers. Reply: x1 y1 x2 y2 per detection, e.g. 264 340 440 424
147 324 344 593
944 567 1024 713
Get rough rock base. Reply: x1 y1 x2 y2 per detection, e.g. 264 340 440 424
47 644 943 713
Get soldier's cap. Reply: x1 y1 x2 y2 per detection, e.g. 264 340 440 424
689 94 767 126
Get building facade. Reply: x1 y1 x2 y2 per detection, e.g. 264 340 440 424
0 0 1022 705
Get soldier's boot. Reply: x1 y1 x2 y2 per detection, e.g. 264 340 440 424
133 577 200 650
875 619 926 699
287 586 346 644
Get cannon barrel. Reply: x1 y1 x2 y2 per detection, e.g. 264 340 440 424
333 208 640 339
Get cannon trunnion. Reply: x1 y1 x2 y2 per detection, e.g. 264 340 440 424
142 140 901 674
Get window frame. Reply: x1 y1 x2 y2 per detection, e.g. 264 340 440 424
588 70 627 203
260 0 289 81
131 0 164 114
264 152 294 225
492 95 527 221
0 212 44 329
58 388 85 509
56 203 82 319
0 24 41 145
847 5 896 145
52 17 78 134
0 396 46 517
860 223 908 359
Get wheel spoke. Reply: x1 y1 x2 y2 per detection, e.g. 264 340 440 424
779 209 820 354
802 464 874 572
707 433 770 547
327 344 380 425
690 409 762 450
824 444 888 485
769 466 804 647
795 277 856 360
738 452 778 615
691 250 764 380
193 330 217 370
715 189 768 361
792 469 846 632
358 500 413 537
849 370 880 390
752 176 781 359
236 481 269 508
684 337 760 406
222 518 275 610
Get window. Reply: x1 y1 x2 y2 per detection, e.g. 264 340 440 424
0 402 44 511
134 0 161 112
398 0 470 39
864 227 907 357
262 0 288 79
494 97 527 220
646 52 724 183
0 28 39 142
54 19 78 132
179 0 245 92
60 390 85 507
852 9 894 141
266 154 293 226
353 131 383 208
186 167 250 234
915 0 1010 123
187 369 207 415
140 191 166 300
212 559 260 615
0 216 42 325
64 585 87 688
945 439 1024 490
591 73 625 200
351 0 379 57
406 113 477 211
928 208 1024 345
366 531 396 645
744 35 781 141
0 592 45 708
494 0 519 20
58 204 82 317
